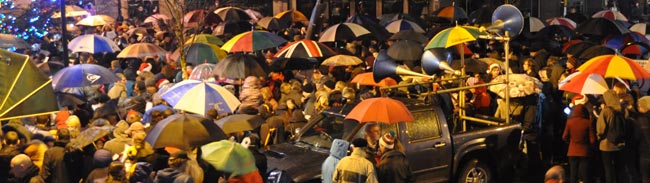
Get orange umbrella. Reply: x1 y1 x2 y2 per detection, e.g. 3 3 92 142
274 10 308 25
345 98 413 124
351 72 398 87
577 55 650 80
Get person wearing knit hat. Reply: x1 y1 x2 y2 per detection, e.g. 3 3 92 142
85 149 114 182
376 131 414 183
156 79 170 89
333 138 378 183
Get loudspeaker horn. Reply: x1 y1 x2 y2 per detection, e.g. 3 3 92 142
422 48 457 75
487 4 524 38
373 50 432 83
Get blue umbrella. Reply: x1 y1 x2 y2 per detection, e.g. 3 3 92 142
68 34 121 53
160 80 240 116
52 64 120 91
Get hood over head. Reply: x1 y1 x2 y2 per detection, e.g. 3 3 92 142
329 139 350 159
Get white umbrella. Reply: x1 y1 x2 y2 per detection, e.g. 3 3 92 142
160 80 241 116
52 5 90 18
76 15 114 26
68 34 120 53
559 72 609 94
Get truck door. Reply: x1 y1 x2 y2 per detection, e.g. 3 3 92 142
399 108 452 182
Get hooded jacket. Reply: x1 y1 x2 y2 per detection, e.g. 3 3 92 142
42 141 71 183
154 168 193 183
563 104 596 157
376 150 414 183
332 147 378 183
597 90 624 151
322 139 350 183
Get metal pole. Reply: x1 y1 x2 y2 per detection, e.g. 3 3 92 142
459 43 466 130
504 31 510 124
60 0 69 66
305 0 322 40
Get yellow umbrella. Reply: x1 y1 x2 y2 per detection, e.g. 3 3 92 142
425 25 481 49
321 55 363 66
185 34 224 46
274 10 308 25
577 54 650 80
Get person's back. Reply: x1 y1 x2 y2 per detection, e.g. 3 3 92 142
332 139 378 183
322 139 350 183
42 130 72 183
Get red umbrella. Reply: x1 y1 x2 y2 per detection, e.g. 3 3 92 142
274 40 336 59
351 72 398 87
546 17 577 30
184 10 208 28
345 97 413 124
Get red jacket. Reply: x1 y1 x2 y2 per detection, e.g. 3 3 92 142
563 104 596 157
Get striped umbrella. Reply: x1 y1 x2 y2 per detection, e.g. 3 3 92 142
68 34 120 54
559 72 609 94
117 43 168 58
160 80 241 116
346 14 391 41
425 26 480 49
602 32 649 50
214 7 251 22
592 9 628 21
630 23 650 39
221 31 287 53
384 19 425 33
436 5 468 22
525 17 546 33
184 10 208 28
274 10 308 25
257 17 284 31
274 40 337 59
171 43 227 64
318 23 371 42
186 34 224 46
578 55 650 80
545 17 577 30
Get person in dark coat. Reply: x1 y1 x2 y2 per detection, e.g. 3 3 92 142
376 131 413 183
84 149 113 183
562 96 596 183
154 151 193 183
42 128 75 183
9 154 44 183
636 96 650 183
0 131 23 183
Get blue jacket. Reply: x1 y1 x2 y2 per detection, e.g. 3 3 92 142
322 139 350 183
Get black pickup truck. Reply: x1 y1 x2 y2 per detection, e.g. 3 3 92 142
265 98 523 183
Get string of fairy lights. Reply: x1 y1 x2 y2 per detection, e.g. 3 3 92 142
0 0 88 44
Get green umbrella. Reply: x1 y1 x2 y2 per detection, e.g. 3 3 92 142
0 49 58 120
172 43 228 64
425 25 481 49
201 140 257 176
186 34 224 46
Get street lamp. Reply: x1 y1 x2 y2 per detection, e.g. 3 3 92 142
60 0 69 66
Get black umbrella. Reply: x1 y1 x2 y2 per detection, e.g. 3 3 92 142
378 13 424 28
564 41 597 56
67 127 111 150
468 5 494 25
575 18 630 36
390 30 429 44
213 53 267 79
578 45 615 60
346 14 391 41
534 25 575 41
387 40 423 61
55 92 86 107
214 114 264 134
145 113 227 150
257 17 284 31
270 58 318 71
212 21 253 36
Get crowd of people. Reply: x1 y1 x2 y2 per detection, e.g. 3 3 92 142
4 2 650 183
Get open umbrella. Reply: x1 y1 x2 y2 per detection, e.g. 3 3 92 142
160 80 241 116
345 97 413 123
564 41 597 56
126 27 149 36
0 50 57 120
575 18 629 36
244 9 264 23
620 41 650 58
189 63 216 81
602 32 649 50
578 45 615 60
213 54 267 79
214 7 252 22
214 114 264 134
630 23 650 39
435 5 468 22
274 40 337 59
184 10 208 28
488 74 543 98
525 17 546 33
52 5 89 18
172 43 227 64
68 127 111 150
384 19 425 33
117 43 168 58
221 31 287 53
592 9 628 21
318 23 371 42
201 140 257 175
346 14 391 41
77 15 113 26
533 25 574 41
143 14 171 26
577 55 650 80
321 55 363 66
274 10 308 25
146 113 227 150
68 34 121 54
426 25 480 49
468 5 493 25
186 34 224 46
378 13 423 27
390 30 429 44
559 72 609 94
55 92 86 107
257 17 284 31
270 58 318 70
0 33 30 49
545 17 577 30
351 72 398 87
51 64 120 91
387 40 423 61
212 21 253 36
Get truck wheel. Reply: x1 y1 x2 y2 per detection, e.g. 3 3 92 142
458 159 493 183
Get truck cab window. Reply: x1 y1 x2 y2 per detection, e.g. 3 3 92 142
406 110 441 142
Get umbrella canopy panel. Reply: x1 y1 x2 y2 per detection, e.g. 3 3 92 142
213 54 267 79
51 64 120 91
146 113 227 150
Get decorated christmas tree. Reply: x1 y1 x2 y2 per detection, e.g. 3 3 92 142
0 0 60 44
